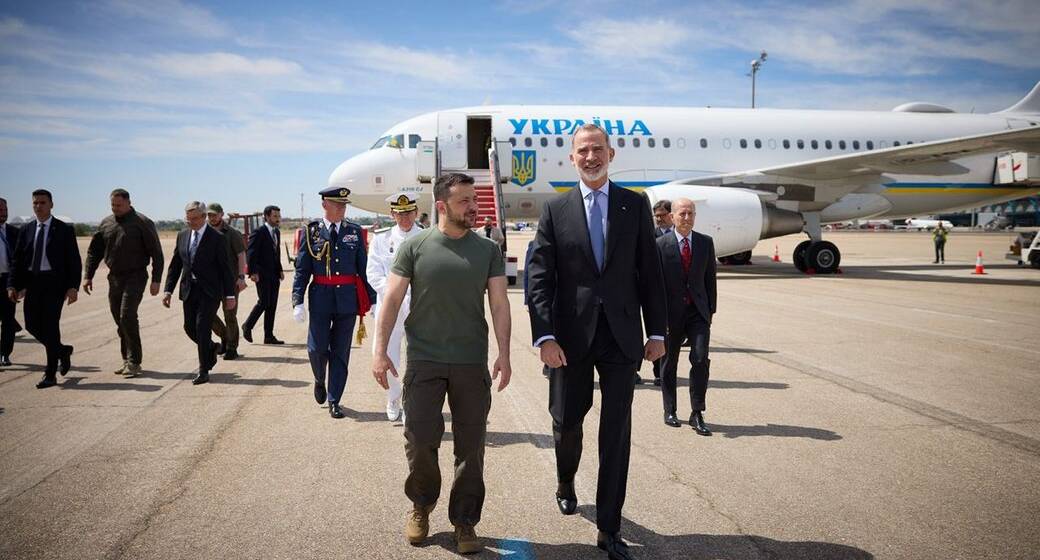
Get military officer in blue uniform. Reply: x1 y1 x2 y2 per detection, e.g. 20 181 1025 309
292 186 377 419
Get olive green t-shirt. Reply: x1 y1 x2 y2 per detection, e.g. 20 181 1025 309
391 227 505 365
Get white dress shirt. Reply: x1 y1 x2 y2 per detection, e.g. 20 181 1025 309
0 225 10 275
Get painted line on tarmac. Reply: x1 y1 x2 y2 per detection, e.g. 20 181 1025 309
718 336 1040 458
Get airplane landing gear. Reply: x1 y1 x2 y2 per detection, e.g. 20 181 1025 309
795 213 841 274
718 250 752 266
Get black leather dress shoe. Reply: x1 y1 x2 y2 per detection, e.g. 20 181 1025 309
192 371 210 385
652 378 661 386
242 328 253 343
664 413 681 428
597 531 635 560
216 342 226 355
314 382 327 404
633 373 643 385
264 337 285 345
555 483 577 515
208 346 219 370
329 402 345 419
223 349 239 360
691 411 712 436
36 375 57 389
0 355 11 367
59 345 73 376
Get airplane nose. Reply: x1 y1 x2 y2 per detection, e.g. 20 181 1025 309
328 147 414 213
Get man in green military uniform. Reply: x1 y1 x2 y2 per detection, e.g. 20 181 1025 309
293 186 377 419
207 203 247 360
933 223 948 264
83 188 164 377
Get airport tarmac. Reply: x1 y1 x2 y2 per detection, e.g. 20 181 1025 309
1 230 1038 560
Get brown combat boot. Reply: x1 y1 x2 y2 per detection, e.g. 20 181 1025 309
454 525 483 554
405 503 435 545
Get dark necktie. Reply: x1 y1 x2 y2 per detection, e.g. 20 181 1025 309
681 237 692 275
589 191 605 271
189 230 200 263
32 222 45 273
273 228 280 250
329 223 337 241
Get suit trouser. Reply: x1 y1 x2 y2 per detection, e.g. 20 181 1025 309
307 310 356 404
182 287 220 372
23 272 67 374
108 271 147 365
403 361 491 528
0 272 19 357
662 308 711 414
244 277 279 337
371 303 407 406
549 313 638 533
211 295 240 352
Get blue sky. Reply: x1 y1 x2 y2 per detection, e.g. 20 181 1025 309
1 0 1038 221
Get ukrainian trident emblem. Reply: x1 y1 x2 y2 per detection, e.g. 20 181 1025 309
511 150 536 187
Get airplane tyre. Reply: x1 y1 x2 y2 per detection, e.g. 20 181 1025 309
727 250 752 265
807 241 841 274
793 240 811 272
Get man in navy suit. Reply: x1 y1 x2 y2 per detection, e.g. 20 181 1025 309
656 198 717 435
292 187 376 419
7 189 82 388
527 124 666 560
0 197 23 367
243 205 284 345
163 201 236 385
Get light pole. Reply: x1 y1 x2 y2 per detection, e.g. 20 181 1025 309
749 51 767 108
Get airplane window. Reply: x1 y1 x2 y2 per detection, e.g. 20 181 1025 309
723 138 732 149
739 139 747 149
391 134 404 148
540 137 548 147
524 137 532 147
824 140 833 150
893 141 901 146
509 137 516 146
663 138 671 148
783 139 791 149
617 138 626 147
866 140 874 149
632 138 640 148
811 140 819 149
838 140 846 150
409 134 421 148
906 140 913 145
754 139 762 149
852 140 860 150
556 137 564 147
370 136 390 150
648 138 656 148
700 138 707 148
797 139 804 149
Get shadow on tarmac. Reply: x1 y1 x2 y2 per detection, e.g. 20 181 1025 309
710 346 777 354
425 504 872 558
709 423 842 441
127 370 310 388
443 430 554 449
57 376 162 392
232 355 310 365
721 262 1039 287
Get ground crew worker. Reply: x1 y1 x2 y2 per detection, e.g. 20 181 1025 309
292 186 377 419
367 192 422 422
933 223 948 264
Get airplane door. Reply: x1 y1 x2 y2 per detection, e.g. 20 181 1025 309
438 111 467 170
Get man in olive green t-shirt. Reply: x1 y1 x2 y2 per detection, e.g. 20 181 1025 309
372 172 511 555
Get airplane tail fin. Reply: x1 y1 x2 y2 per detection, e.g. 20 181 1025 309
997 81 1040 114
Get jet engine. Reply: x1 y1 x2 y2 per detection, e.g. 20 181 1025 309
643 185 803 258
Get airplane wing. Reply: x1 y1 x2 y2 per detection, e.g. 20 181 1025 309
671 125 1040 204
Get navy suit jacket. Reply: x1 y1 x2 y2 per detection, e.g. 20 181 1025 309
9 218 81 293
527 182 667 363
656 230 717 327
165 226 234 302
247 224 281 280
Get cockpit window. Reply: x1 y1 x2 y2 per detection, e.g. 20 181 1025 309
387 134 405 148
409 134 421 149
371 136 390 149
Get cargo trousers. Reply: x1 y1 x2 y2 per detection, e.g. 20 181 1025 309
108 271 148 366
403 361 491 528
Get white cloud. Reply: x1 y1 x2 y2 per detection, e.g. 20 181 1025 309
565 18 688 64
151 52 303 78
346 42 483 84
128 118 348 155
99 0 229 38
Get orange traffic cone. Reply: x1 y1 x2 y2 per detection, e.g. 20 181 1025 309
972 250 987 275
772 244 781 262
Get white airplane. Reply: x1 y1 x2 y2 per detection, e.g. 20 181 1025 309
904 217 954 231
329 82 1040 273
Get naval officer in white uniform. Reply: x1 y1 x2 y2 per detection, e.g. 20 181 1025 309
367 192 422 421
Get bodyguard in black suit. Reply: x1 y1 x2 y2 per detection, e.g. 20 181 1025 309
7 190 82 388
0 197 23 366
243 205 283 345
528 124 666 560
163 201 236 385
656 198 717 435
